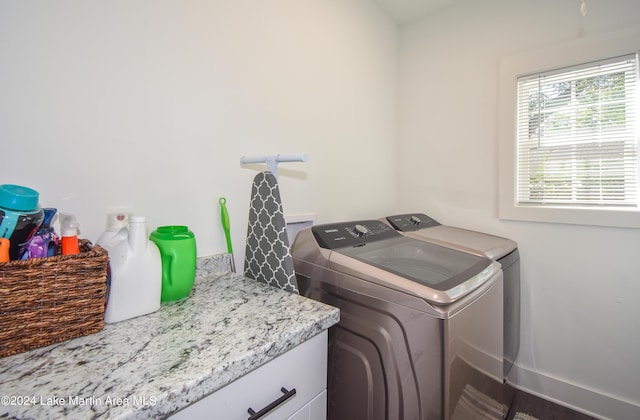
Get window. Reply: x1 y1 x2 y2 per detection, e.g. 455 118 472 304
516 54 638 208
499 25 640 228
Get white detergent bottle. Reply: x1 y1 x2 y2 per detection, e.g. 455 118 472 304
103 216 162 323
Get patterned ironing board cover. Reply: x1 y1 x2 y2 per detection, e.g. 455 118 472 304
244 171 299 293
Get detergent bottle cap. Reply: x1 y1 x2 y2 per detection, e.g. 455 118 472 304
130 216 146 224
0 184 39 212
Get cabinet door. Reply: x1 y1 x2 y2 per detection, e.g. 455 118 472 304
288 390 327 420
170 331 327 420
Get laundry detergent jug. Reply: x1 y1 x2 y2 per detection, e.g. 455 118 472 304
150 226 196 302
103 216 161 323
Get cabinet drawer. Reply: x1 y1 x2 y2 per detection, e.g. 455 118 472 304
170 331 327 420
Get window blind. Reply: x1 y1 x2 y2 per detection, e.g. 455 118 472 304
516 53 639 208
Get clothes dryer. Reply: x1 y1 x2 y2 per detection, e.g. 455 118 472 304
384 213 520 381
292 220 506 420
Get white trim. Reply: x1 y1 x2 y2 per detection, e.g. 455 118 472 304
498 24 640 228
510 364 640 420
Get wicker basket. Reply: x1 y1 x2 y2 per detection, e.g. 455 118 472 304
0 240 109 357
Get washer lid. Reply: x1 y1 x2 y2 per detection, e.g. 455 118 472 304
407 225 517 260
386 213 517 260
312 220 498 304
335 236 493 292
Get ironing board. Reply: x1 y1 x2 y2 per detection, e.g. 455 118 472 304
244 171 299 293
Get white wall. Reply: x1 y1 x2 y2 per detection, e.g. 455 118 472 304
398 0 640 418
0 0 398 266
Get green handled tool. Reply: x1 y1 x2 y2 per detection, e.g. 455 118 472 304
219 197 236 272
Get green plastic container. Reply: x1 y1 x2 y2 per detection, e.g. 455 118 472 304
149 226 197 302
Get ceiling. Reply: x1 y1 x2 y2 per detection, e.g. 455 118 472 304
373 0 462 23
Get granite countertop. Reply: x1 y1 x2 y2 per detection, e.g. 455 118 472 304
0 257 339 419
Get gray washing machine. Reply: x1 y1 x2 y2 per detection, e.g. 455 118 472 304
292 220 507 420
384 213 520 382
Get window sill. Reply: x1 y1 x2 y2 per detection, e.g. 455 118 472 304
499 203 640 229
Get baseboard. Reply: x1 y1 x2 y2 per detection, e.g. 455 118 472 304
509 365 640 420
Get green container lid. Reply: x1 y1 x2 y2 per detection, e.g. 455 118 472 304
150 225 194 240
0 184 39 212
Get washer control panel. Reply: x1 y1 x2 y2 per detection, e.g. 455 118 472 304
312 220 400 249
386 213 441 232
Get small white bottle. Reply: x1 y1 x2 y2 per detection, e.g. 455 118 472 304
103 216 162 323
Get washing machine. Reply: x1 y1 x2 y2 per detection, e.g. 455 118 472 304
384 213 520 382
292 220 506 420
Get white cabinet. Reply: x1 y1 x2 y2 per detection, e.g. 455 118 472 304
170 331 327 420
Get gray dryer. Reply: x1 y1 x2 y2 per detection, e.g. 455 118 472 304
385 213 520 381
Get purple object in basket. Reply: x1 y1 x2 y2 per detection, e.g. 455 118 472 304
20 208 59 259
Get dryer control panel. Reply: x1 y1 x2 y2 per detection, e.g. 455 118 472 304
312 220 400 249
386 213 441 232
